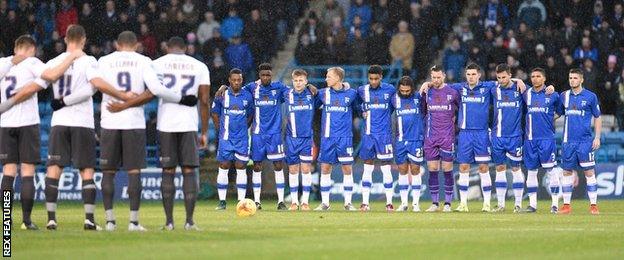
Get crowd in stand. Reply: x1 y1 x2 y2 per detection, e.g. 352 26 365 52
295 0 464 81
444 0 624 128
0 0 307 93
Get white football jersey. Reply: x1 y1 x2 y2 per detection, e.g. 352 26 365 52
46 52 101 129
99 51 166 130
153 53 210 132
0 56 48 127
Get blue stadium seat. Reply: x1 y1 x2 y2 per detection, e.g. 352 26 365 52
604 132 624 146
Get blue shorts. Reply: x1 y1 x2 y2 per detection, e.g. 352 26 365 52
251 134 284 162
523 139 557 170
394 140 424 165
457 129 491 164
319 137 353 165
491 136 523 167
359 134 393 161
285 136 313 165
217 138 250 163
561 141 595 171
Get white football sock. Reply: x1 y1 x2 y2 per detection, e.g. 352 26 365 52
495 170 507 208
398 174 409 205
381 165 393 205
236 169 247 201
217 168 229 201
289 173 299 205
361 164 374 205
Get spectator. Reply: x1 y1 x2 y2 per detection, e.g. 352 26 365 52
387 0 410 32
153 12 171 43
101 0 119 42
488 36 508 66
595 21 615 63
600 55 620 115
557 16 581 50
347 0 372 36
181 0 199 25
582 58 598 92
350 29 367 64
591 1 605 31
79 3 96 38
170 11 192 38
468 44 487 72
225 35 254 78
220 8 243 41
55 0 78 37
323 35 349 64
299 11 326 47
166 0 182 21
612 3 624 26
479 0 511 29
186 44 203 62
209 48 229 95
366 23 389 65
2 11 24 51
347 15 366 42
615 69 624 129
545 56 565 91
389 21 415 71
525 44 547 70
118 12 139 34
196 11 220 45
517 0 546 29
321 0 345 27
202 28 227 61
443 38 467 82
295 34 322 65
145 0 160 23
244 9 270 67
126 0 139 20
372 0 389 29
574 37 599 62
139 24 157 58
567 0 591 28
327 16 348 47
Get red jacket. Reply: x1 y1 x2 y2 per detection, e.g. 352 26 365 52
56 7 78 37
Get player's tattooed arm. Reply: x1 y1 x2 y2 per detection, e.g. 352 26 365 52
41 49 85 82
199 84 210 148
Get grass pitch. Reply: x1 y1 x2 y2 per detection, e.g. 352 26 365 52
9 200 624 259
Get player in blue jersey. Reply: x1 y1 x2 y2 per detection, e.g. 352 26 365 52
212 69 254 210
357 65 397 212
522 68 563 213
246 63 289 210
558 68 602 215
315 67 361 211
490 64 527 213
391 76 425 212
450 64 498 212
283 69 319 211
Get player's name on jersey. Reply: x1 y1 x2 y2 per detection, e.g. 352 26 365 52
105 60 139 69
164 62 196 71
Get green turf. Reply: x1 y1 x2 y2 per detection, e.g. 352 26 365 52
8 200 624 259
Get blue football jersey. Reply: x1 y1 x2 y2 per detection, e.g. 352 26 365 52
524 87 562 140
491 82 524 137
560 88 601 143
318 86 360 138
391 93 424 142
449 81 496 130
358 83 396 135
211 88 254 140
244 81 289 135
283 87 319 138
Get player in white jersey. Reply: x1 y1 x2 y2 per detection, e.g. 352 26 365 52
39 25 135 231
0 35 78 230
96 31 198 232
108 36 210 231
